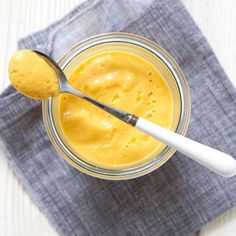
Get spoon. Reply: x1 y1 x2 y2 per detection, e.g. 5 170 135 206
35 50 236 177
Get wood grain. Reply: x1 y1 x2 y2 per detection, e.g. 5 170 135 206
0 0 236 235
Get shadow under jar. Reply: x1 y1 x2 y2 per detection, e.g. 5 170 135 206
42 33 191 180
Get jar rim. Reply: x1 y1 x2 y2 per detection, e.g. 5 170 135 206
42 32 191 180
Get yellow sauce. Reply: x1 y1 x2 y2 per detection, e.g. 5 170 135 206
59 52 174 169
8 50 60 100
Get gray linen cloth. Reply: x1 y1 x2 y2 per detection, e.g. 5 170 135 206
1 0 236 235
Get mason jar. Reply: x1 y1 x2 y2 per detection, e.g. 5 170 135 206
42 32 191 180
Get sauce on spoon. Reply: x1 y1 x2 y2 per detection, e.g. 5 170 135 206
8 49 60 99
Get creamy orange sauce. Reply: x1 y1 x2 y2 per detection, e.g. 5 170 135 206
8 50 60 100
59 52 174 169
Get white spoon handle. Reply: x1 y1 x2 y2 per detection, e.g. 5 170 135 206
136 118 236 177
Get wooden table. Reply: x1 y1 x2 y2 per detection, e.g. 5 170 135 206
0 1 236 235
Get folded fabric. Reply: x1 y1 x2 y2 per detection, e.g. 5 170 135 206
1 0 236 235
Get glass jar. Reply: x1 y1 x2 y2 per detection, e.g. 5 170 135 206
42 32 191 180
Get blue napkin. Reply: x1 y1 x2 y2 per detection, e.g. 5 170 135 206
1 0 236 235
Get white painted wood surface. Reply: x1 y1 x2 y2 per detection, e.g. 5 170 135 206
0 0 236 235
